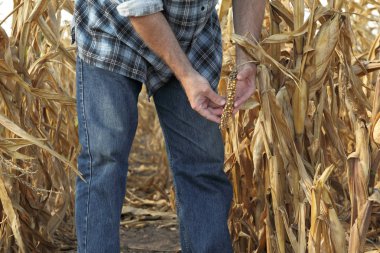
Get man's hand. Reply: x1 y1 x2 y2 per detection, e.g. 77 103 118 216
233 63 257 114
232 0 264 114
181 72 226 123
129 13 225 123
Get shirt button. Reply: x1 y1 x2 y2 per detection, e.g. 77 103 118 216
201 6 205 11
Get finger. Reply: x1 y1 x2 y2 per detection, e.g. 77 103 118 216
198 108 221 123
209 107 223 116
234 87 254 108
205 88 226 107
209 99 226 109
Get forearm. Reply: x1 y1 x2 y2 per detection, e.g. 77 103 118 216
233 0 265 64
129 13 196 85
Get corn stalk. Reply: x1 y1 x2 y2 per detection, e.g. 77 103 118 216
220 0 380 252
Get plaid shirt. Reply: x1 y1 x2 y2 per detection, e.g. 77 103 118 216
71 0 222 97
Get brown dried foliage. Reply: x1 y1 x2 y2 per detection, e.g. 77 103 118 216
219 0 380 252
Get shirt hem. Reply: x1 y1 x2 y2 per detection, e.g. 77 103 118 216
76 48 170 98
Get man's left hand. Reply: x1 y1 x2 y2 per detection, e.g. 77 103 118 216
233 63 257 114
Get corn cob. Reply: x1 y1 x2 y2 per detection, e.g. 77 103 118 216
220 69 238 129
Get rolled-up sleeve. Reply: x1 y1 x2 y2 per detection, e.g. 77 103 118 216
117 0 163 17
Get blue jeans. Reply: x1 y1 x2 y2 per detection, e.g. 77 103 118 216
75 56 233 253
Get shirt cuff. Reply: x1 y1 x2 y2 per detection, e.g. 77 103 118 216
117 0 164 17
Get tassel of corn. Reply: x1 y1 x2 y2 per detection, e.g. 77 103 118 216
220 69 238 129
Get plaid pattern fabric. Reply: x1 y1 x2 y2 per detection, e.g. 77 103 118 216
116 0 163 17
71 0 222 97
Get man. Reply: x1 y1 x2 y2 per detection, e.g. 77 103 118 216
71 0 265 252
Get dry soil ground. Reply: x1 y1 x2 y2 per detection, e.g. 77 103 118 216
120 223 180 253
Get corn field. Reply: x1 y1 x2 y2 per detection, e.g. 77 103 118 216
0 0 379 252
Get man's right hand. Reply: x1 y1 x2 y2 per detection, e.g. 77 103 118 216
128 13 225 123
180 72 226 124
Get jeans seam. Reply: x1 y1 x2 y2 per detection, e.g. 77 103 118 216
174 187 192 253
154 110 192 253
78 58 93 253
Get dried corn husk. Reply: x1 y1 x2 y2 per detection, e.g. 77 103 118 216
220 1 380 252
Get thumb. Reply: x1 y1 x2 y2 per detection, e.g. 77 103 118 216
206 87 225 106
